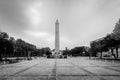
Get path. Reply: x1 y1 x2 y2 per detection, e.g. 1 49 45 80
0 57 120 80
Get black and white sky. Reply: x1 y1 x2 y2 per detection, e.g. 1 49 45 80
0 0 120 49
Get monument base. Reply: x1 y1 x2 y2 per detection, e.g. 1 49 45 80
47 51 67 59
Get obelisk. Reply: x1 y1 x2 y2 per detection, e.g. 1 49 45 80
55 19 60 55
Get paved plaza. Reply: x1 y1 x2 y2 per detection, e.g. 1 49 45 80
0 57 120 80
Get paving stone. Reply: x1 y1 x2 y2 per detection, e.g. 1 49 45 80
0 57 120 80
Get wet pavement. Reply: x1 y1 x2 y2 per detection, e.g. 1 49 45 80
0 57 120 80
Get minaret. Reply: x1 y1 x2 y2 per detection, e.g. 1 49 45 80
55 19 60 55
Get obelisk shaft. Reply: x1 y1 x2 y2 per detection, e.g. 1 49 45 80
55 19 60 54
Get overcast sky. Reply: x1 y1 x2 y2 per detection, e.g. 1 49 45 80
0 0 120 50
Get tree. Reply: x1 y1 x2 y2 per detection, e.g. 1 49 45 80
97 39 108 59
40 47 51 56
0 38 4 61
70 47 86 57
90 41 98 57
9 37 16 57
0 38 14 61
5 39 14 60
112 19 120 58
0 32 9 39
0 32 12 61
63 47 69 56
0 31 41 61
90 38 108 58
104 34 119 59
113 19 120 39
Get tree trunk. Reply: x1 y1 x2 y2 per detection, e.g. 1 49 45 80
116 47 118 58
17 52 19 59
89 53 91 59
13 51 15 57
111 48 117 59
0 54 2 61
100 52 102 59
4 48 7 62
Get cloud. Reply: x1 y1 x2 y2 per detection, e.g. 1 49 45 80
24 30 50 37
25 2 43 27
0 0 28 28
1 0 120 49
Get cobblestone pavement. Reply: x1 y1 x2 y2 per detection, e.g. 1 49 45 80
0 57 120 80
